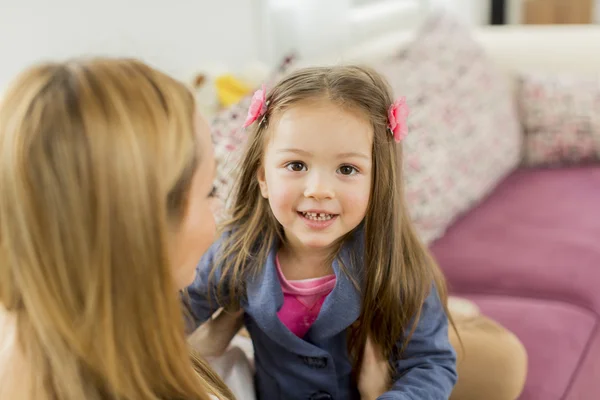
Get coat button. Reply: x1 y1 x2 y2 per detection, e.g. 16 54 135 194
298 355 328 369
309 391 332 400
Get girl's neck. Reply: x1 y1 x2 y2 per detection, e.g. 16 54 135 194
277 240 335 281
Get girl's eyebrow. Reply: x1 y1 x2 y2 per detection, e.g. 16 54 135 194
277 148 369 160
277 148 311 156
336 152 370 160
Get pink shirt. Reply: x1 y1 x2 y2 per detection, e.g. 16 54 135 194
275 257 336 338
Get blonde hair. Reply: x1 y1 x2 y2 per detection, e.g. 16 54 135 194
216 65 452 378
0 59 232 400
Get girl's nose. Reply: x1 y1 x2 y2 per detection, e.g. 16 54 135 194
303 172 334 200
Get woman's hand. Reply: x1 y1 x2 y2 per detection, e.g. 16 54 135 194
187 307 245 358
358 336 390 400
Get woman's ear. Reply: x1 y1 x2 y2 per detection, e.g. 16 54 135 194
257 166 268 199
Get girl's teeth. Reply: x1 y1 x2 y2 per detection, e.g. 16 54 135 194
302 212 333 221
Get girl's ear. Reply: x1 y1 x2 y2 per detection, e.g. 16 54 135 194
257 166 269 199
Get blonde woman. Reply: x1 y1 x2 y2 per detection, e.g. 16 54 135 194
0 58 234 400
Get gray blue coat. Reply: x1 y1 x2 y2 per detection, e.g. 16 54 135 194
186 230 457 400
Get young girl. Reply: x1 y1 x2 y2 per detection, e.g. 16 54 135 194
0 58 233 400
186 66 457 399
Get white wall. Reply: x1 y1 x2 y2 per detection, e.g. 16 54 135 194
0 0 495 94
264 0 491 64
0 0 266 93
507 0 522 24
263 0 427 63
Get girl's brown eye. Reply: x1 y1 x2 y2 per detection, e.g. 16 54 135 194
337 165 358 176
286 162 307 172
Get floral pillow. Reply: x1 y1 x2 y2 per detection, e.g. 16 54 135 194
374 12 522 244
209 96 251 222
519 74 600 167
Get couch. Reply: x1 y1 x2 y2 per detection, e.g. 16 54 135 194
428 28 600 400
347 22 600 400
209 15 600 400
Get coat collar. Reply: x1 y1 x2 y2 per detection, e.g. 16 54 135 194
244 229 364 353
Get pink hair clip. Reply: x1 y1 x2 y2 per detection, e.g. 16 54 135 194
243 85 269 128
387 97 410 143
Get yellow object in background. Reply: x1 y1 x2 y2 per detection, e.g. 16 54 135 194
215 74 252 107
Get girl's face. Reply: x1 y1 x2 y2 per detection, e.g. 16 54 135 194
170 114 217 289
258 99 373 251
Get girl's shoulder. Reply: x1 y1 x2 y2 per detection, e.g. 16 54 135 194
194 228 252 287
205 227 272 267
198 230 235 266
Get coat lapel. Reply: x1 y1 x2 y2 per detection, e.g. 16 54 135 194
244 240 325 356
305 232 363 342
244 228 365 351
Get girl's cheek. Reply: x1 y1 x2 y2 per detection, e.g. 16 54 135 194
270 184 296 208
345 184 371 212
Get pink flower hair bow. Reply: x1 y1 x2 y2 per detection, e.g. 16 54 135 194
243 85 268 128
387 97 410 143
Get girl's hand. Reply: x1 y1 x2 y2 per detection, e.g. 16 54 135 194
187 307 244 358
358 336 390 400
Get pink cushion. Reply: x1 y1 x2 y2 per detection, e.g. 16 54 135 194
432 166 600 399
431 166 600 315
466 295 597 400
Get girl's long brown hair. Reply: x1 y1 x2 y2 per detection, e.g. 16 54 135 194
215 65 452 377
0 59 232 400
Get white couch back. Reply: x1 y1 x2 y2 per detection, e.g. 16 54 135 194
323 25 600 77
474 25 600 75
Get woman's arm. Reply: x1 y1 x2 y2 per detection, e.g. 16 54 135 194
188 308 245 358
358 336 391 400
